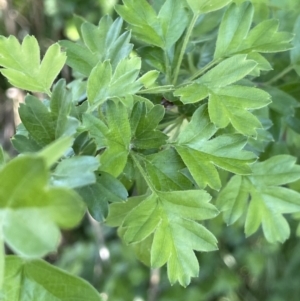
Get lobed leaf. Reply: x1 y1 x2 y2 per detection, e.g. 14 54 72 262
18 80 79 149
109 189 218 286
217 155 300 243
87 58 143 110
116 0 188 49
60 16 133 76
0 35 66 95
83 100 131 177
175 105 256 190
214 2 254 59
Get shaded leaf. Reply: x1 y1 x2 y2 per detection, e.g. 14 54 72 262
77 172 128 222
51 156 99 188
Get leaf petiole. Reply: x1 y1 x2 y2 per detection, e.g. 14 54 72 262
172 13 199 85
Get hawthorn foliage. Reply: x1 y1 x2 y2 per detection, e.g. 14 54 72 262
1 0 300 298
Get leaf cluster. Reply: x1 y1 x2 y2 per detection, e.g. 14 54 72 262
0 0 300 296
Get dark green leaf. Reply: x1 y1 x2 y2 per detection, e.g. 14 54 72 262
77 172 128 222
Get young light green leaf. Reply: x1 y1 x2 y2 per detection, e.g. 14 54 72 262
87 58 143 109
139 70 160 88
186 0 232 14
116 189 218 286
77 172 128 222
60 16 133 76
217 155 300 243
214 2 254 59
2 256 102 301
175 105 256 190
0 155 85 258
0 35 66 95
83 100 131 177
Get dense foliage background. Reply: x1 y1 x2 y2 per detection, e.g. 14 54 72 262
1 1 300 300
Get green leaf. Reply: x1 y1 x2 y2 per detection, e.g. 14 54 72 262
77 171 128 222
217 155 300 243
214 2 254 59
239 19 294 53
196 55 257 87
115 190 218 286
18 81 79 148
116 0 188 49
139 70 160 88
174 83 209 104
51 156 99 188
0 155 85 258
50 79 80 138
60 16 133 76
116 0 164 48
264 86 299 116
186 0 232 14
143 148 194 191
19 96 55 147
0 147 5 168
87 58 143 109
83 100 131 177
0 220 3 289
38 136 74 168
208 85 271 136
291 16 300 76
130 102 167 149
157 0 189 49
0 35 66 95
175 105 256 190
2 256 102 301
